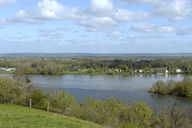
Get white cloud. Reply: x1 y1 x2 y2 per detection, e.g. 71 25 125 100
79 16 116 29
7 0 148 31
158 26 175 33
111 31 123 36
115 9 149 21
0 0 16 6
90 0 114 15
122 0 192 20
37 0 64 19
13 0 81 22
156 0 192 20
131 24 174 33
122 0 158 4
14 10 37 23
177 27 192 35
36 0 81 20
89 0 149 21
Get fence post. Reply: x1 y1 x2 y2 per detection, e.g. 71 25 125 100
10 100 13 104
29 99 32 109
47 102 50 112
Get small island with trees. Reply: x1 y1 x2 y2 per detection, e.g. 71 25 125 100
148 79 192 98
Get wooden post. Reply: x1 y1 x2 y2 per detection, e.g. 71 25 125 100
29 99 32 109
10 100 13 104
47 102 50 112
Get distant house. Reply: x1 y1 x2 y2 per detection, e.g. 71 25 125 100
115 69 122 72
139 69 143 73
0 67 16 72
134 69 144 73
176 69 182 73
165 70 169 74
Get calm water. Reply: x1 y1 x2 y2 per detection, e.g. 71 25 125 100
1 74 192 108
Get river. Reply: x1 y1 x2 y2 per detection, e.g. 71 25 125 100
1 74 192 109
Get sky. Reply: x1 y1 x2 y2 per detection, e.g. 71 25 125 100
0 0 192 53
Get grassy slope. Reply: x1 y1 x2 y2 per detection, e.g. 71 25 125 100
0 104 103 128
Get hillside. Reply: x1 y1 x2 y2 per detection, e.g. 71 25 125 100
0 104 103 128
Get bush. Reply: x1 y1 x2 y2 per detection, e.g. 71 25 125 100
173 79 192 97
0 77 29 104
29 90 47 109
49 92 78 116
76 98 127 127
149 81 168 95
156 103 191 128
0 78 15 103
149 79 192 97
130 102 153 128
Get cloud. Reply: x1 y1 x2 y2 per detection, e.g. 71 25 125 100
79 16 116 29
88 0 149 21
177 27 192 35
131 24 174 33
122 0 192 20
122 0 158 4
6 0 148 31
37 0 81 20
0 0 16 6
156 0 192 20
14 0 80 21
89 0 114 15
115 9 149 21
79 0 149 30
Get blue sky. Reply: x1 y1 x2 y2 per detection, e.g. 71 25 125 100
0 0 192 53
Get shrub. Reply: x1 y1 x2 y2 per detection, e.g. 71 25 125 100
0 78 15 103
49 92 78 116
156 103 191 128
173 79 192 97
149 79 192 98
130 102 153 128
149 81 168 95
29 90 47 109
0 78 28 105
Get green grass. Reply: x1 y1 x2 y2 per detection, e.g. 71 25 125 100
0 104 104 128
0 69 12 74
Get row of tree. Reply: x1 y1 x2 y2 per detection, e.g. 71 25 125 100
1 57 192 75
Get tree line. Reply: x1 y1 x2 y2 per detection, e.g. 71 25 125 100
0 57 192 75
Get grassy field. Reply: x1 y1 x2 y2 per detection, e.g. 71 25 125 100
0 69 12 74
0 104 104 128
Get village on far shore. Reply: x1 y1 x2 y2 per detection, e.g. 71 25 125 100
0 66 185 75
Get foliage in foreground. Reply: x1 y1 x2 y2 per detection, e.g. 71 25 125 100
0 77 192 128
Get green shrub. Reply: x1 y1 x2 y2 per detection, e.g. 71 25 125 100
0 77 34 105
130 102 153 128
29 90 47 109
0 78 15 103
156 104 191 128
49 92 78 116
173 80 192 97
149 79 192 98
76 98 125 127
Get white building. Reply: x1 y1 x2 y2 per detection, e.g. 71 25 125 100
176 69 182 73
139 69 143 73
0 67 16 71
